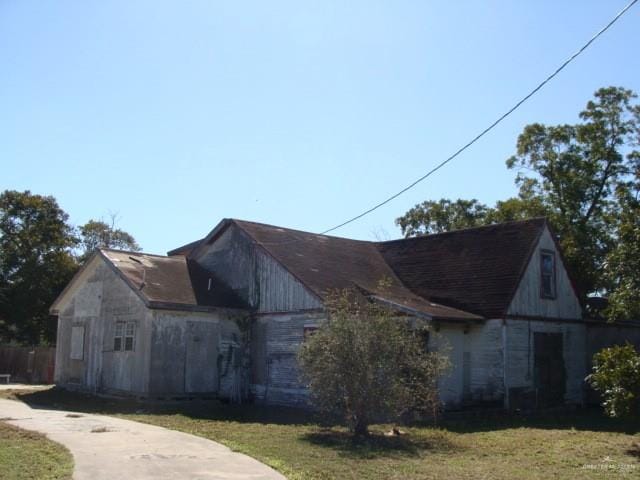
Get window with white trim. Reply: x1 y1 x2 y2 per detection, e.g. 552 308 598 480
113 321 136 352
540 250 556 299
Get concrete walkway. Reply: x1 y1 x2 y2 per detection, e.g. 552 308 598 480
0 399 286 480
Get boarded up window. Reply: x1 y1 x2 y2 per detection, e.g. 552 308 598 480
540 250 556 299
70 326 85 360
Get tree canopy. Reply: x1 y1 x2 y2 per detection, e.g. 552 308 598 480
0 191 141 344
0 191 78 344
78 216 141 261
396 87 640 320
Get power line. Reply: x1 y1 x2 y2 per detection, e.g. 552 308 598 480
318 0 638 236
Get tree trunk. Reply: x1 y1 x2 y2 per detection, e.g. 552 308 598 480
351 415 369 436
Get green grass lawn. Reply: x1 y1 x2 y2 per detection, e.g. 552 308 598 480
2 387 639 479
0 421 73 480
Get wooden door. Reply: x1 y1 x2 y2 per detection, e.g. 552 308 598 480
534 332 566 407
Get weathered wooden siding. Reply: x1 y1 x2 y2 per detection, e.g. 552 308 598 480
149 310 244 397
54 256 153 395
194 224 322 313
435 319 504 408
508 228 582 319
504 319 586 405
251 312 325 406
55 255 246 398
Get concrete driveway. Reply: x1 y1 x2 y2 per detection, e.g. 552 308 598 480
0 399 286 480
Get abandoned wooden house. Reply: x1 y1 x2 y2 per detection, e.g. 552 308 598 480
52 217 601 409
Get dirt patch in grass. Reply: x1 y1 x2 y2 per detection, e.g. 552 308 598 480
5 387 640 479
0 422 73 480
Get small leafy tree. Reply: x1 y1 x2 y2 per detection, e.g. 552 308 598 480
78 213 140 261
587 344 640 418
298 288 450 436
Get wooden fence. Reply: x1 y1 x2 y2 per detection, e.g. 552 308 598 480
0 346 56 384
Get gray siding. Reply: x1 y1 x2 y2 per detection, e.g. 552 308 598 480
54 257 152 395
504 319 587 405
435 319 504 408
149 310 244 397
251 312 325 406
54 256 246 398
194 225 322 312
508 228 582 319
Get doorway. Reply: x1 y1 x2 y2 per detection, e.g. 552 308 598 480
533 332 566 407
184 321 219 393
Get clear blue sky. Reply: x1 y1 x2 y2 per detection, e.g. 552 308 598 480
1 1 638 254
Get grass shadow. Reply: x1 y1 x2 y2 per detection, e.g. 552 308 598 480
8 387 324 427
6 387 639 437
439 408 640 435
300 428 459 459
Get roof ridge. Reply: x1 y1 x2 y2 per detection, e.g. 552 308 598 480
230 218 373 244
376 217 548 245
100 248 175 259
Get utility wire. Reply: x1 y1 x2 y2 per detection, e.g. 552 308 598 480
318 0 638 236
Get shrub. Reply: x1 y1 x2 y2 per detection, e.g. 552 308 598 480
587 343 640 418
298 287 450 435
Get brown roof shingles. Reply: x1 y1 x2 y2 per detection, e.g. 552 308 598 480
377 218 547 318
233 220 483 321
102 217 550 320
100 249 245 310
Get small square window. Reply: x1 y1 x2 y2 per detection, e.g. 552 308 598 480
113 321 136 352
540 250 556 299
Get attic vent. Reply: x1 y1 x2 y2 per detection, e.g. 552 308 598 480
129 256 143 264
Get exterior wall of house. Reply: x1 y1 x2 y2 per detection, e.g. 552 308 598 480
434 319 504 408
54 257 153 395
504 319 587 406
193 225 323 312
502 226 587 407
148 309 246 398
250 311 325 407
55 256 246 398
507 227 582 319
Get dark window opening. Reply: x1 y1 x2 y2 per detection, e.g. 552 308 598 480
540 250 556 299
303 326 318 341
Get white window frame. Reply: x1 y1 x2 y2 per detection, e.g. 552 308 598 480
540 250 557 299
113 321 136 352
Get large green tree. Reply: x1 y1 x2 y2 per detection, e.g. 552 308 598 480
0 191 78 344
396 87 640 315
